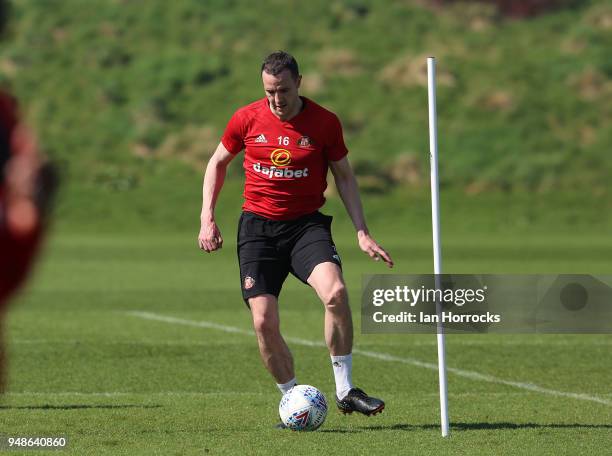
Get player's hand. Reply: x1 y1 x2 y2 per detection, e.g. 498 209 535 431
3 135 43 237
198 220 223 253
358 232 394 268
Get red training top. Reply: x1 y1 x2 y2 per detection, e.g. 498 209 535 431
221 97 348 220
0 90 43 307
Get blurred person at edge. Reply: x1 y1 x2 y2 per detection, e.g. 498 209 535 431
0 0 57 391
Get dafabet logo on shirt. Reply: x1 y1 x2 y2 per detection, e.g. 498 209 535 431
252 148 309 180
270 149 292 167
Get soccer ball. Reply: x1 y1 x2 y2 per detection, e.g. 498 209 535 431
279 385 328 431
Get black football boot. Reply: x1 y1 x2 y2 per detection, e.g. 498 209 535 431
336 388 385 416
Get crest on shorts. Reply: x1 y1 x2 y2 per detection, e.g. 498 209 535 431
244 276 255 290
297 136 313 147
332 245 341 264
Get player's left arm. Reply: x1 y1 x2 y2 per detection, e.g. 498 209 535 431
3 122 57 237
329 157 394 268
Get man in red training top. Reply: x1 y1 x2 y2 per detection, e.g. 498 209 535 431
0 0 57 391
198 51 393 424
0 93 43 308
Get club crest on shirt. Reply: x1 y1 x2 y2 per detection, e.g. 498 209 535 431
297 136 313 147
244 276 255 290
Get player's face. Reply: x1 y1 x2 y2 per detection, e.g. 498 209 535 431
262 69 302 120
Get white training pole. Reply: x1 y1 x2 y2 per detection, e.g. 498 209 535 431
427 56 450 438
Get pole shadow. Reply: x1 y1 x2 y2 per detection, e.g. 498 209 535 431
0 404 162 410
320 422 612 433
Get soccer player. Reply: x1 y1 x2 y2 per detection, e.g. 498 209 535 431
0 103 56 392
198 51 393 423
0 0 58 391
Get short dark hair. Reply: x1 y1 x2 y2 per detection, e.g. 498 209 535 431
261 51 299 80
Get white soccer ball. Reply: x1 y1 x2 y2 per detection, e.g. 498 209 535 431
279 384 328 431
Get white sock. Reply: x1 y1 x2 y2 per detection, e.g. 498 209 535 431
277 377 297 395
331 354 354 400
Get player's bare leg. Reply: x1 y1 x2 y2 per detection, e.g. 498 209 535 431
248 294 295 387
308 261 385 416
307 262 352 356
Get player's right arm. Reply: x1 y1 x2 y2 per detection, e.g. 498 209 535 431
198 141 235 253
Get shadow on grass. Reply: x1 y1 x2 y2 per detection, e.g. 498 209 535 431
0 404 162 410
321 422 612 433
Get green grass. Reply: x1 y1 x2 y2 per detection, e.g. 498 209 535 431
1 0 611 197
1 1 611 453
2 216 611 454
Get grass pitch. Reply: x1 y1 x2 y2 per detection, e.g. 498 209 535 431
2 221 611 455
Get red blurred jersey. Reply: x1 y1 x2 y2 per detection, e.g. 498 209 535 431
221 97 348 220
0 91 42 307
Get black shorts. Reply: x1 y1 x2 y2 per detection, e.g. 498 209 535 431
237 211 342 304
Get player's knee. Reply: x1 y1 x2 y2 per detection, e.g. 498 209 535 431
322 282 348 312
252 312 280 337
